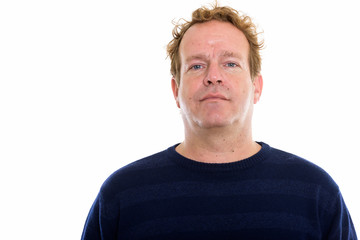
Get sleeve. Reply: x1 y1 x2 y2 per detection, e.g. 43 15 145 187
81 195 102 240
81 191 120 240
324 191 357 240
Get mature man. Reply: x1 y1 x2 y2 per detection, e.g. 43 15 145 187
81 4 357 240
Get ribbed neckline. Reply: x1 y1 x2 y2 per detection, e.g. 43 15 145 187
167 142 270 172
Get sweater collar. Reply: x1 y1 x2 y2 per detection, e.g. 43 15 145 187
167 142 270 172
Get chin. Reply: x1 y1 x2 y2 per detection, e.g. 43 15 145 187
196 118 233 129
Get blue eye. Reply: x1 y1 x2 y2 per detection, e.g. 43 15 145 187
191 65 203 70
226 62 238 67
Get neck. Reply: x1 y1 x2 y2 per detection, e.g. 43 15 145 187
176 124 261 163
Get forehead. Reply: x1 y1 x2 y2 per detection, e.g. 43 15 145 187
179 20 249 61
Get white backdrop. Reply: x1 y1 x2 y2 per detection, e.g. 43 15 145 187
1 0 359 239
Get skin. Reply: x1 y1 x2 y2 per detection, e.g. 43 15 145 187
171 20 263 163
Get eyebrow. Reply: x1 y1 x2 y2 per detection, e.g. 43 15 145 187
185 51 244 63
185 54 209 63
219 51 244 60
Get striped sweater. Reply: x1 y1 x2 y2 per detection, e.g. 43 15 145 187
81 142 357 239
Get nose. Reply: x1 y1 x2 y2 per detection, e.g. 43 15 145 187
203 63 223 86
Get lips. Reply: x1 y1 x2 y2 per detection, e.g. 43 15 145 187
200 93 229 101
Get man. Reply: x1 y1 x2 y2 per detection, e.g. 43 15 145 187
81 3 357 239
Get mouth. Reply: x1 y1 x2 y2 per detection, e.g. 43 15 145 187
200 93 229 102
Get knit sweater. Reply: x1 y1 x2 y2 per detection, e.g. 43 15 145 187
81 142 357 239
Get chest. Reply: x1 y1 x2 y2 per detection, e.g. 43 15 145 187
117 180 322 239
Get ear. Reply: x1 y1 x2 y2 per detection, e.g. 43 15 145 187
253 74 263 104
171 77 180 108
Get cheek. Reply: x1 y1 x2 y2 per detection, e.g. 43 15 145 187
179 78 199 100
177 85 192 109
232 81 253 103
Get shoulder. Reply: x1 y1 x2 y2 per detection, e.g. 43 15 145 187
263 143 339 194
261 144 342 215
265 144 339 193
99 146 177 197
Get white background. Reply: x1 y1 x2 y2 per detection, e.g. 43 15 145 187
1 0 359 239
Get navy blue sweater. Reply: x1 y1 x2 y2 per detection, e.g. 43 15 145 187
81 142 357 239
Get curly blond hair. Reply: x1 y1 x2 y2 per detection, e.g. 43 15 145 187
167 3 263 85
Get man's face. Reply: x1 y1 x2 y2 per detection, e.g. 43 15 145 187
172 20 262 130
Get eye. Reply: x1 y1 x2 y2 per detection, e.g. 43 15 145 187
225 62 238 68
190 64 203 70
